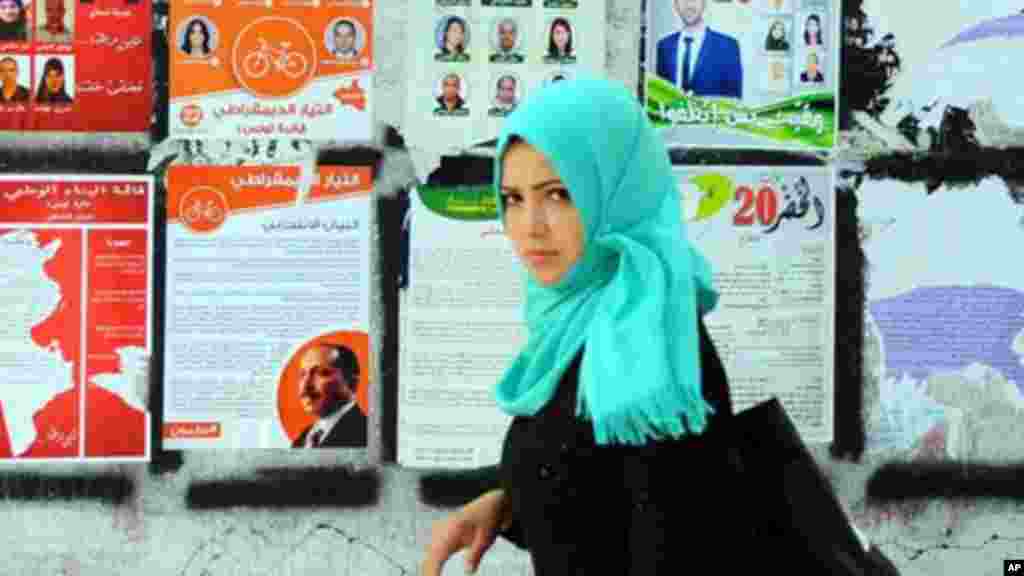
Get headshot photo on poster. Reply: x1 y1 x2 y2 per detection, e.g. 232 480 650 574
0 0 31 43
325 17 365 62
0 54 31 104
277 331 370 449
435 14 470 63
433 71 469 116
34 54 74 104
543 16 576 64
177 16 218 60
36 0 73 43
490 16 525 63
488 72 520 117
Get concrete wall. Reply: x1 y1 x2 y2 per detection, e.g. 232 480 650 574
1 1 1022 575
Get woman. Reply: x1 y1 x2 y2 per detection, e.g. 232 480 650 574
764 19 789 51
180 18 211 57
544 17 574 62
0 0 28 42
436 16 469 62
421 75 738 574
35 57 72 104
803 14 823 47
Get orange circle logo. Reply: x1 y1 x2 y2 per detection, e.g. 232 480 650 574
232 17 317 99
179 186 229 234
180 104 203 127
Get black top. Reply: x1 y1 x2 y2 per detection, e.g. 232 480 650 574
496 317 735 574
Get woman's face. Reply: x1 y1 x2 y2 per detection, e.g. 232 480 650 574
0 0 20 24
445 20 464 48
45 67 63 93
188 22 204 48
806 18 819 37
552 23 570 51
501 141 585 286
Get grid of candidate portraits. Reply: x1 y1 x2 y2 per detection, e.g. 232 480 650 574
430 0 580 120
1 0 78 107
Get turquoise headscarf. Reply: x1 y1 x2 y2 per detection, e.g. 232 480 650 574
493 73 721 446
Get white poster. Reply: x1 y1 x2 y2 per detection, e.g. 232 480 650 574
162 165 373 450
397 184 524 469
678 164 835 442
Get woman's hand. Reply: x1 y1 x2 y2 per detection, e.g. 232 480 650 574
421 489 512 575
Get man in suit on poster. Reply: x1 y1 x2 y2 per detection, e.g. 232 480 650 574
292 343 368 448
656 0 743 98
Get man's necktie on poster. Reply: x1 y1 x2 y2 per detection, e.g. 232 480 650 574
682 36 693 93
311 430 324 447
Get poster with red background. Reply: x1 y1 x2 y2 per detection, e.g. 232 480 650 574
0 0 152 133
0 174 152 462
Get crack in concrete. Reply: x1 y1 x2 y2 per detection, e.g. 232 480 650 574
177 519 414 576
176 525 238 576
879 532 1024 562
292 522 414 576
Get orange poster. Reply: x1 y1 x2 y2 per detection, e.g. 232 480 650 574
162 165 373 450
168 0 373 140
0 175 153 462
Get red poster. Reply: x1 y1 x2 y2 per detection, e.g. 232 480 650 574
0 174 152 462
0 0 152 133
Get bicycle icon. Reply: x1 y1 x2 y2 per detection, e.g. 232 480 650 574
183 198 225 225
242 37 309 79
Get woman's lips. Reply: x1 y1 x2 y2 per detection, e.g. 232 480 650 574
523 250 557 266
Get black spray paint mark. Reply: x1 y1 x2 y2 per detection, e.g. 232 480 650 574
863 149 1024 194
0 473 134 505
831 187 866 461
866 462 1024 502
418 466 503 508
185 467 380 510
0 149 150 173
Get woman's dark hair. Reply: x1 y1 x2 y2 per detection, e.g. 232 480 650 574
441 17 466 54
547 18 573 58
180 18 211 55
35 57 72 103
803 14 823 45
0 0 28 42
764 20 788 51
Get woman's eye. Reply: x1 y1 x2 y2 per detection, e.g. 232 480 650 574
501 193 522 206
549 188 571 202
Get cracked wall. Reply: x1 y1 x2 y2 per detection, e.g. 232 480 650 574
1 1 1023 575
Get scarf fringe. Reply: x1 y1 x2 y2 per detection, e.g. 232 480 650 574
581 389 716 446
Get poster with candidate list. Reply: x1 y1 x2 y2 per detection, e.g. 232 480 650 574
645 0 838 150
169 0 373 141
404 0 605 156
677 164 835 442
0 174 154 462
0 0 151 134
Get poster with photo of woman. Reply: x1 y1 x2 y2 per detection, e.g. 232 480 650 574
643 0 838 150
405 0 605 155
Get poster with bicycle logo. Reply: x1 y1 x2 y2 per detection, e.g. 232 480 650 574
168 0 373 140
0 0 152 135
163 164 374 450
677 163 835 442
